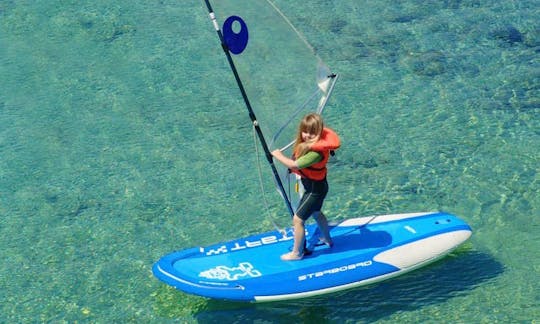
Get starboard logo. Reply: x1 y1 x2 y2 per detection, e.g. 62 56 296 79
199 262 262 281
298 260 373 281
202 233 294 256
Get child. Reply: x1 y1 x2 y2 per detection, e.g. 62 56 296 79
271 113 340 260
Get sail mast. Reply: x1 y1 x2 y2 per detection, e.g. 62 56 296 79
203 0 295 218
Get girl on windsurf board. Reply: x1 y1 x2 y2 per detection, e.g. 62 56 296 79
271 113 341 261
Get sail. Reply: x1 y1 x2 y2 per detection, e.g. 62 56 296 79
204 0 338 213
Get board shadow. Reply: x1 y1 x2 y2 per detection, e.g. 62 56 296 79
190 249 504 323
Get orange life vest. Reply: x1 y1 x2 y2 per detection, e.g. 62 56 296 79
292 127 341 181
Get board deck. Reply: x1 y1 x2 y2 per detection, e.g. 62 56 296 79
153 211 472 302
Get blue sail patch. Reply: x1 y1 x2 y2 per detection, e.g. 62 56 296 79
223 16 249 54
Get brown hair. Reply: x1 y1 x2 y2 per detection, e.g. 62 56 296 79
293 113 324 158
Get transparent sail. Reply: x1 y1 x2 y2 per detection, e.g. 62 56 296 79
206 0 338 212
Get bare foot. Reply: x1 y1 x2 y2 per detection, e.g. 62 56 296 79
319 237 334 248
280 251 304 261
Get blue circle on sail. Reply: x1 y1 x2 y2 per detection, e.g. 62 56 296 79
223 16 248 54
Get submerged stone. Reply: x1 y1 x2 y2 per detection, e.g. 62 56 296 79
389 15 417 23
402 50 448 76
491 25 523 44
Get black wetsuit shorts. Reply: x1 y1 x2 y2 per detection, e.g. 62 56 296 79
295 177 328 221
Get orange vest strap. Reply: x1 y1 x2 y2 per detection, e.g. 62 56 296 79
310 128 340 152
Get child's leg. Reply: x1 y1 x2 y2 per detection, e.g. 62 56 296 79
281 215 306 260
313 212 333 247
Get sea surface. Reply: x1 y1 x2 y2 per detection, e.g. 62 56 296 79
1 0 539 322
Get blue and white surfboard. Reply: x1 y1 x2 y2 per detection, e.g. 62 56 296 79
153 211 472 302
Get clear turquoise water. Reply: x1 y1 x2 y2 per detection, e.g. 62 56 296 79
1 0 538 322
